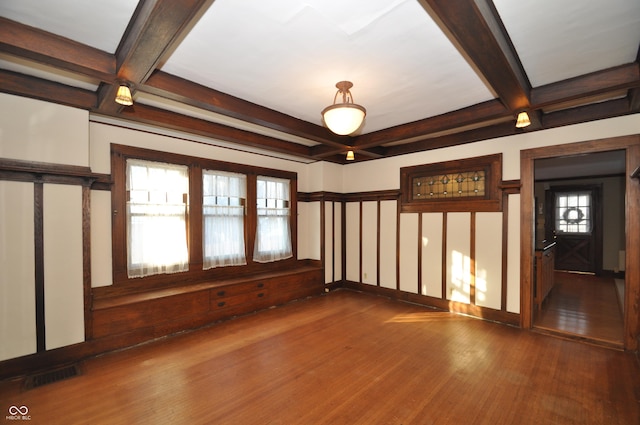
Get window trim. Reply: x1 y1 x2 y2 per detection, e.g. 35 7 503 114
110 144 297 289
399 154 503 213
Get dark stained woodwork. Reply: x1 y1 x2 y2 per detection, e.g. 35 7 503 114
1 7 638 163
418 0 531 112
145 71 345 146
1 291 638 424
117 103 315 159
520 135 640 350
352 99 509 150
33 182 45 353
0 69 97 110
531 63 640 108
0 17 115 81
96 0 213 114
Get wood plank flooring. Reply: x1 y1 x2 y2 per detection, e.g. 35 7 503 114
1 290 639 424
534 272 625 347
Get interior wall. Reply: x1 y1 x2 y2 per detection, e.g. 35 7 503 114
0 91 639 363
335 114 640 318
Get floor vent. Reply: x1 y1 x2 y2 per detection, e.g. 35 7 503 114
24 364 81 390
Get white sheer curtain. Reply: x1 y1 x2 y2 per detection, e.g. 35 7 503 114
253 176 292 263
126 159 189 278
203 170 247 269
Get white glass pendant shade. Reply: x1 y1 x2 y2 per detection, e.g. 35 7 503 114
322 81 366 135
322 104 366 136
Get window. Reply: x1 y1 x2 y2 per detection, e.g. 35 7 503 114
126 159 189 278
400 154 503 212
254 176 293 262
555 191 592 234
203 170 247 269
111 145 297 285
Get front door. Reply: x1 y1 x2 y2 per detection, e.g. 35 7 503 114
545 185 602 274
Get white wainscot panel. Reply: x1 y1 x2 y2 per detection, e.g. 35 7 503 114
297 201 321 261
421 213 443 298
345 202 360 282
91 190 113 288
44 184 85 350
333 203 342 282
379 200 397 289
475 212 503 310
507 194 521 313
446 213 471 304
0 181 36 361
324 202 334 284
399 213 419 293
361 202 378 285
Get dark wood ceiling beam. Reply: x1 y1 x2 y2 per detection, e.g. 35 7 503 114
385 121 518 158
97 0 213 114
531 63 640 109
114 104 315 160
0 69 96 109
309 143 386 159
0 18 114 81
352 99 509 149
541 98 632 129
418 0 531 112
143 71 347 147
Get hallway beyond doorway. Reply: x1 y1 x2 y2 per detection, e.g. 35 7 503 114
534 271 624 348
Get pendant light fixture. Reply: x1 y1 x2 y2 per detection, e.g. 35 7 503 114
322 81 366 135
515 111 531 128
115 82 134 106
346 150 355 161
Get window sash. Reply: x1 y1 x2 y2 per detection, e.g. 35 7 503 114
202 170 247 269
254 176 292 263
126 159 189 278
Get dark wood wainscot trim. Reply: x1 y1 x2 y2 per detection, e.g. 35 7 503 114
342 281 520 326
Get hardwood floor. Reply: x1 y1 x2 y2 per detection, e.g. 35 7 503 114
534 271 625 347
1 290 639 424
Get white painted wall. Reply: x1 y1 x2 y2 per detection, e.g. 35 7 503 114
43 184 85 350
421 213 443 298
399 213 419 293
361 201 378 285
446 213 471 304
475 212 503 310
0 181 36 361
0 93 88 166
345 202 360 282
379 200 397 290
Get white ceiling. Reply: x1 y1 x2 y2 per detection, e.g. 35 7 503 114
1 0 639 165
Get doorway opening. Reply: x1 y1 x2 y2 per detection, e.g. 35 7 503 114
533 151 625 347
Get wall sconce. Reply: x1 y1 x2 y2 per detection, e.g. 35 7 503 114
322 81 366 135
515 111 531 128
346 150 355 161
115 82 134 106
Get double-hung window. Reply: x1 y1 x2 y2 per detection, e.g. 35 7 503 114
126 159 189 278
112 145 297 286
203 170 247 269
254 176 292 262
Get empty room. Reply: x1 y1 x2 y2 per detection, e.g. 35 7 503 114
1 1 639 424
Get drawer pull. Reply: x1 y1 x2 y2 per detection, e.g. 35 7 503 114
217 290 226 296
257 283 264 288
217 301 226 307
257 293 265 298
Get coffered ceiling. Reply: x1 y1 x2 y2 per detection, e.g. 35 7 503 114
1 0 639 163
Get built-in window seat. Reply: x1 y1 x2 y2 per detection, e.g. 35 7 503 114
91 265 323 341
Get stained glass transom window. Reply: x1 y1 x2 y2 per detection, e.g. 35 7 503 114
412 170 485 200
